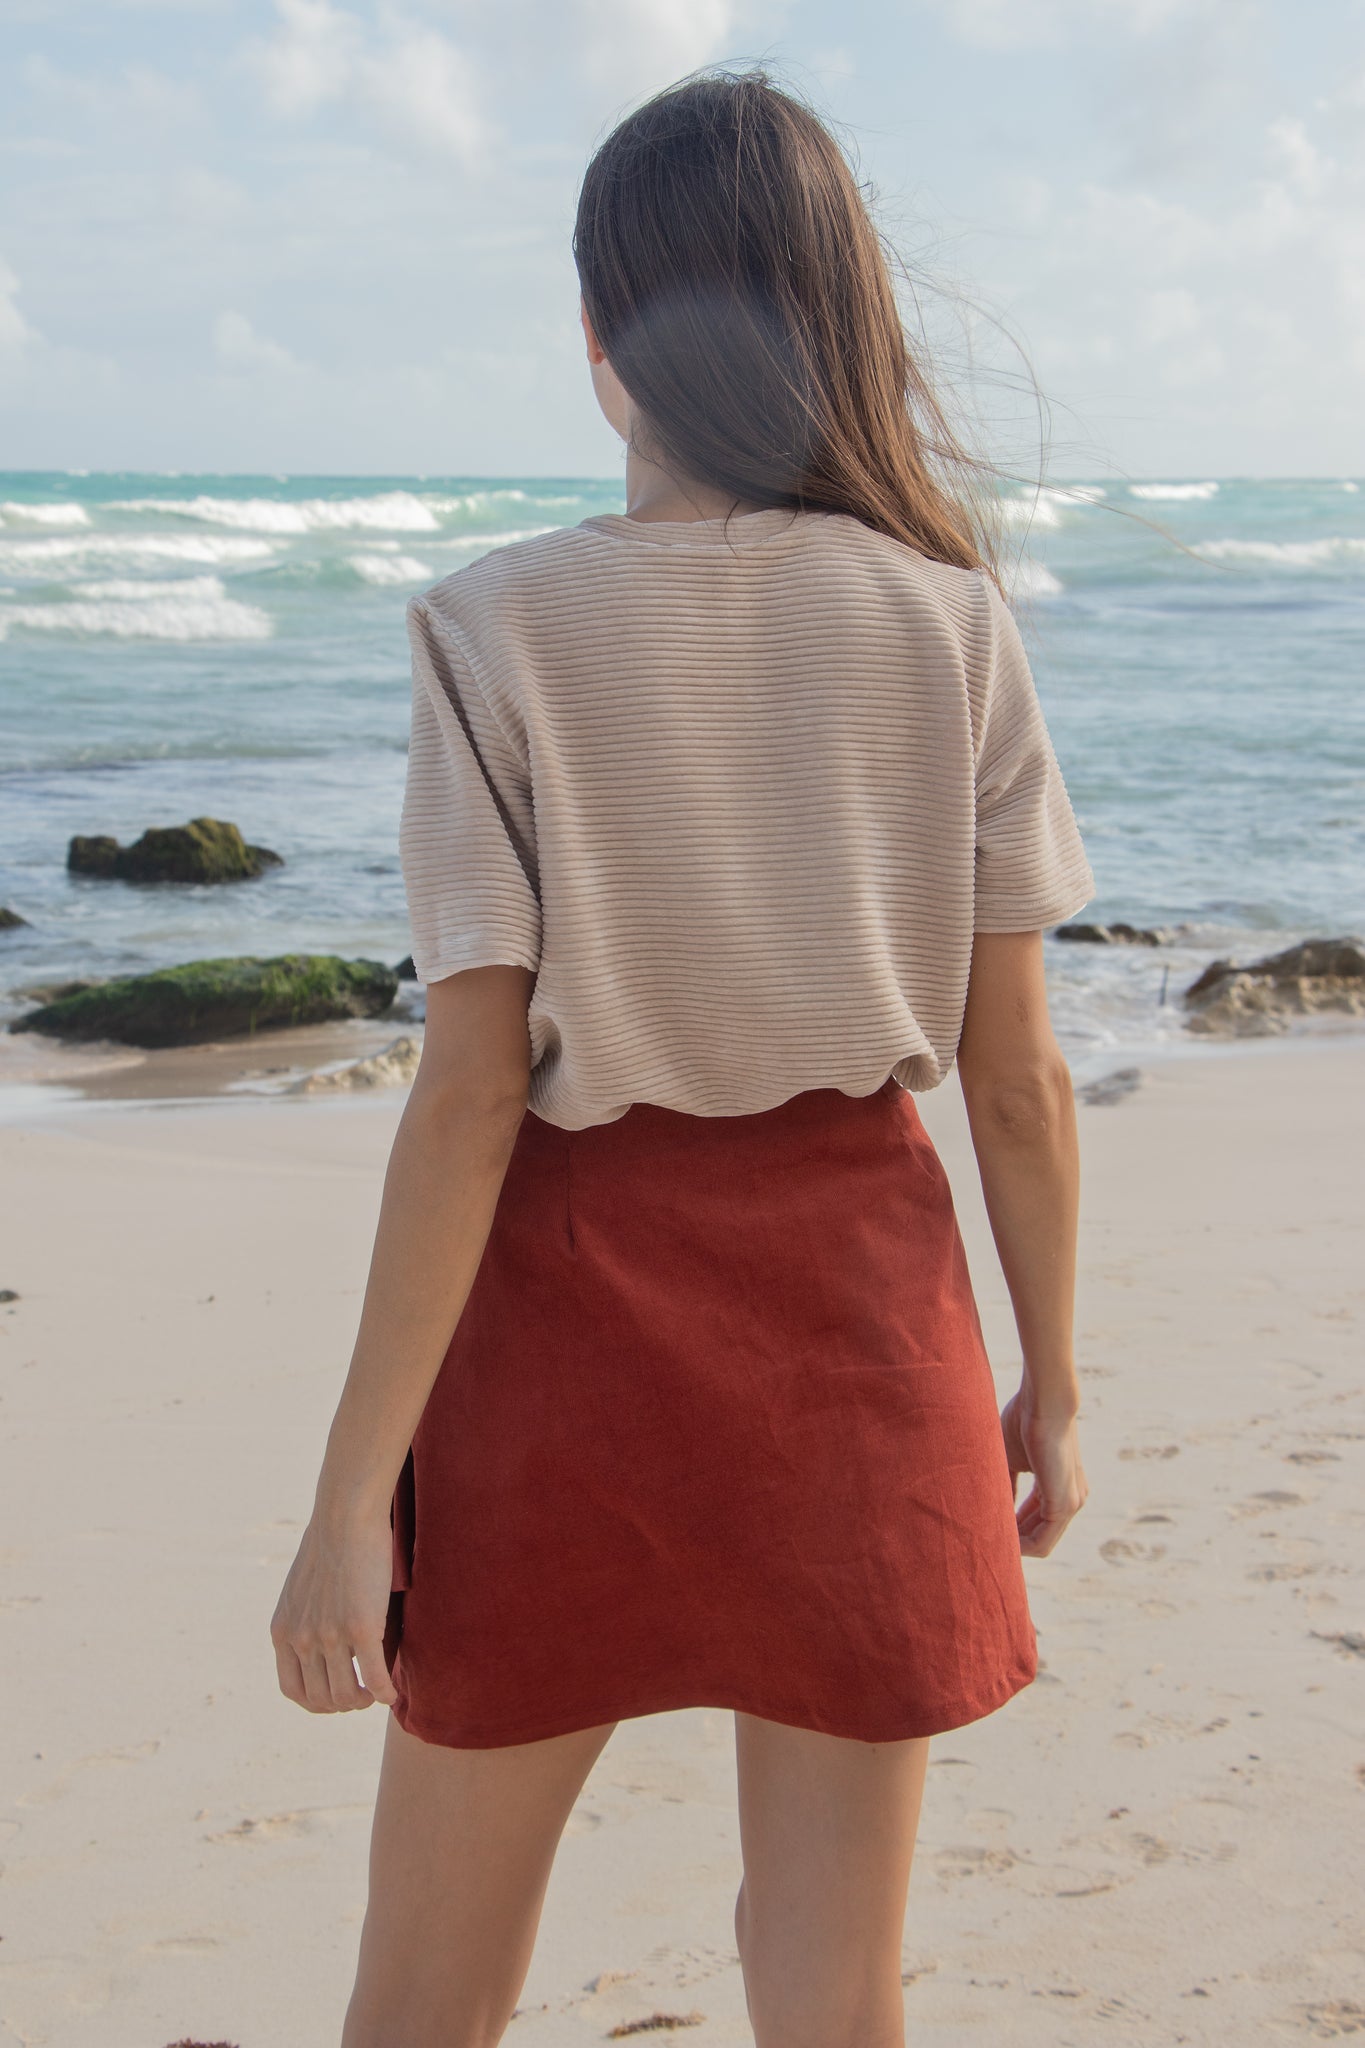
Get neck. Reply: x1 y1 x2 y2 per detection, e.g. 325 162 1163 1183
622 436 766 524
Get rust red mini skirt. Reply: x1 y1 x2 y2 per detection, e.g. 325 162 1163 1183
386 1074 1037 1748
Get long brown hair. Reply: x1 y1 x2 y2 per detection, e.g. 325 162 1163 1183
573 66 1007 583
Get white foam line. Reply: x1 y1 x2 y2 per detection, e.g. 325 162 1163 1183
108 490 447 534
1130 481 1220 501
0 533 278 571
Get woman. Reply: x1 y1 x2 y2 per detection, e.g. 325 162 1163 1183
272 66 1093 2048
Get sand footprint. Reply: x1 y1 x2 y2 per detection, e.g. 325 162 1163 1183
932 1843 1022 1880
1099 1537 1168 1564
1296 1999 1365 2038
1228 1490 1308 1520
563 1805 607 1836
1310 1630 1365 1659
207 1804 368 1844
639 1942 738 1989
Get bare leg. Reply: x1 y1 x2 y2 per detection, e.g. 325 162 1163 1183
342 1710 618 2048
732 1711 931 2048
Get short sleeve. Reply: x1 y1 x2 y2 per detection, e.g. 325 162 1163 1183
971 575 1095 932
398 593 542 982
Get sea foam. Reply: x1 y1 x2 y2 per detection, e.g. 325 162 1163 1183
0 575 271 641
999 495 1064 529
1198 537 1365 569
350 553 434 585
110 491 447 534
0 533 278 574
0 501 92 527
1007 559 1065 599
1130 482 1220 501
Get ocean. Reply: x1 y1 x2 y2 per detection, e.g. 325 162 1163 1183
1 472 1361 1087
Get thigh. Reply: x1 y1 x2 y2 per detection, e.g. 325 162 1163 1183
343 1711 618 2048
732 1711 931 2048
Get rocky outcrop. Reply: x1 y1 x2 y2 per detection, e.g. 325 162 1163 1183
8 954 397 1048
0 907 29 931
1183 938 1365 1037
394 955 418 981
288 1035 422 1094
67 817 283 884
1054 921 1173 946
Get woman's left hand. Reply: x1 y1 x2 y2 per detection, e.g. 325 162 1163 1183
270 1506 400 1713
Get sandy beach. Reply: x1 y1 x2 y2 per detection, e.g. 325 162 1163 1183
1 1033 1362 2048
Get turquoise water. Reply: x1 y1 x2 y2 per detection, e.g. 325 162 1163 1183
1 472 1362 1073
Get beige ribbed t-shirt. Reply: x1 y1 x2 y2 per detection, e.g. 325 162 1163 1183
399 503 1095 1130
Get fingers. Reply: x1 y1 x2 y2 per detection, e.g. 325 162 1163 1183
354 1634 399 1709
323 1642 371 1712
1017 1498 1079 1558
274 1638 308 1709
273 1622 392 1712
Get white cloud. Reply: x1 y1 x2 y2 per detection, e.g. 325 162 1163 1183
251 0 361 116
363 24 483 160
1267 115 1327 199
247 0 488 162
994 96 1365 449
213 311 300 374
577 0 741 98
0 259 38 360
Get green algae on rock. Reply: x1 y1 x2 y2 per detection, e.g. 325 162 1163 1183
67 817 283 884
0 906 31 930
9 954 398 1048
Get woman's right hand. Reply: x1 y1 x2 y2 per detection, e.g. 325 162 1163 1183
270 1504 400 1713
1000 1389 1089 1557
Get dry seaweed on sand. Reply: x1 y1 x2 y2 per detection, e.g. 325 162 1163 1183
607 2017 706 2038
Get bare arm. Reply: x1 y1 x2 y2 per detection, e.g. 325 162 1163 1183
955 930 1089 1554
271 963 535 1713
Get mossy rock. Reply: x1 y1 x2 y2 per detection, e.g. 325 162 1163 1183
67 817 283 884
9 954 397 1048
0 906 30 931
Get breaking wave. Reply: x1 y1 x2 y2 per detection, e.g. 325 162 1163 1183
1130 482 1220 501
1007 559 1065 600
0 533 279 574
0 501 92 527
110 491 449 534
349 553 434 585
0 574 272 641
1198 537 1365 570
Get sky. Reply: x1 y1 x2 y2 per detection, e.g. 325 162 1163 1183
1 0 1362 480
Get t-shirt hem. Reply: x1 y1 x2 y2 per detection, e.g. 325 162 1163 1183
414 943 541 983
972 878 1096 934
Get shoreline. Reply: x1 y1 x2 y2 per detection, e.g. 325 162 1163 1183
0 1004 1360 1125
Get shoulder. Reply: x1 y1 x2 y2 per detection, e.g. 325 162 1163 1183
819 512 991 607
410 523 601 640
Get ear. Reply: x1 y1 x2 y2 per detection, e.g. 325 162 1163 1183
579 294 607 365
